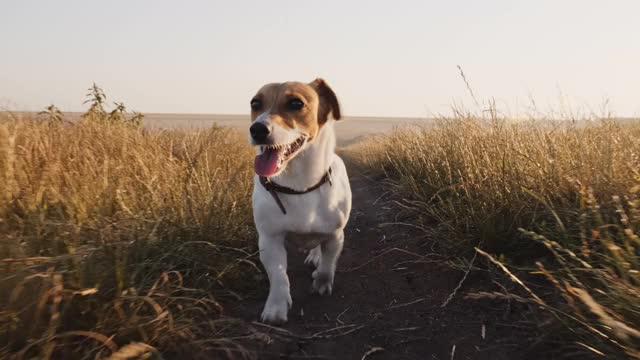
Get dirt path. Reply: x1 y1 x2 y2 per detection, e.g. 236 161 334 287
230 167 533 360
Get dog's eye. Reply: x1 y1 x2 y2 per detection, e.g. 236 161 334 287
286 98 305 111
250 99 262 111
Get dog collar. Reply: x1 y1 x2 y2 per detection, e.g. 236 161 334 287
259 167 333 215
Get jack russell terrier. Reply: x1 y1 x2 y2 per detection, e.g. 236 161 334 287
249 78 352 324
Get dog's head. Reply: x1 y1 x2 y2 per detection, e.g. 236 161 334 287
249 78 341 177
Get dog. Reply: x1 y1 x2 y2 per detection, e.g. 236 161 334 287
249 78 352 324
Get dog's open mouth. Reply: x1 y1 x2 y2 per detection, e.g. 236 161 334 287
254 135 307 177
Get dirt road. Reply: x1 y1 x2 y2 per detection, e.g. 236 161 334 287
230 166 534 360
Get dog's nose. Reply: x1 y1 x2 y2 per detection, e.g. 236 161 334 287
250 122 270 142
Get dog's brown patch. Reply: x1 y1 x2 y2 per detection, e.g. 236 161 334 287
250 79 341 140
309 78 341 125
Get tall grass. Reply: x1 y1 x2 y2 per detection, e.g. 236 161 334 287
352 115 640 358
0 104 258 358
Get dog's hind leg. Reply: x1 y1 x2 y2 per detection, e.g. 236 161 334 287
311 230 344 295
259 234 292 324
304 245 322 267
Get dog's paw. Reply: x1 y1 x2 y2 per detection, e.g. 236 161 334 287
304 246 322 267
311 270 334 295
260 294 292 324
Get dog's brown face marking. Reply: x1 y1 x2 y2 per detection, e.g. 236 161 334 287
250 79 341 141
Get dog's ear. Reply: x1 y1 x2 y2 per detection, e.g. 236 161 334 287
309 78 341 124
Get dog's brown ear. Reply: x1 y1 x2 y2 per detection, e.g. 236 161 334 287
309 78 341 123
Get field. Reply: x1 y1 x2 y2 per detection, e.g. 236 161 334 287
350 113 640 358
122 112 424 147
1 94 639 359
0 105 259 358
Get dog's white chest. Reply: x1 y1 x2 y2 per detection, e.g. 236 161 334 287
253 180 348 235
252 145 352 247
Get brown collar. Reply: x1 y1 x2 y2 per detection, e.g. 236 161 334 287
259 168 333 214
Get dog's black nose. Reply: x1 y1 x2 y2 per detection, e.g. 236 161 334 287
250 122 270 142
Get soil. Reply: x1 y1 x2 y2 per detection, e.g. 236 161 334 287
227 165 539 360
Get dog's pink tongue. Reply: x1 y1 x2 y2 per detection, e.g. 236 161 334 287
255 148 281 177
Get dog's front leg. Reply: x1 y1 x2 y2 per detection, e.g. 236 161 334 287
312 230 344 295
259 233 292 324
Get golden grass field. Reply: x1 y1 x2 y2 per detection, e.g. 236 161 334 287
350 113 640 358
1 104 259 358
1 89 639 359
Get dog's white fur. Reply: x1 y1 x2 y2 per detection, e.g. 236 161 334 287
251 105 351 324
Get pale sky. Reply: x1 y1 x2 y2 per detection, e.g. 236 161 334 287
1 0 639 118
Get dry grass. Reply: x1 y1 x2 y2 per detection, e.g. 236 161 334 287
351 114 640 358
0 106 259 358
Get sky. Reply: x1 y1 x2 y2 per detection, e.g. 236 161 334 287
1 0 639 118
